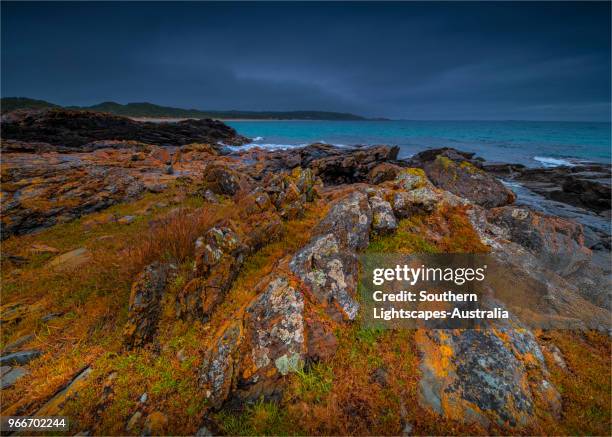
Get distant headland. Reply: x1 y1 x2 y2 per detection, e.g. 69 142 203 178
0 97 387 121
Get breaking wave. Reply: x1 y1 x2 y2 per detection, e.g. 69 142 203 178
533 156 575 168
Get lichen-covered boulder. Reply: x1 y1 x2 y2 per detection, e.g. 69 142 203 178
411 149 515 208
261 167 322 219
369 195 397 234
392 186 440 218
313 191 372 251
199 320 243 408
202 163 253 196
394 167 430 191
417 326 558 429
288 191 374 320
486 206 591 276
194 226 245 278
236 277 306 401
176 227 246 321
290 233 360 320
367 163 403 185
199 277 307 407
123 262 169 350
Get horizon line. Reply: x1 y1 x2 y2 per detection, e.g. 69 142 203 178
1 96 610 124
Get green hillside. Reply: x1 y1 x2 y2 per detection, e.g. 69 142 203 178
1 97 59 112
1 97 368 120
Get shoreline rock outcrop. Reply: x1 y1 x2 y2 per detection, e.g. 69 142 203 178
1 108 249 149
484 160 611 214
2 121 610 435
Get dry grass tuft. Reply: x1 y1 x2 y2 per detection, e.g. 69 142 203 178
128 205 231 271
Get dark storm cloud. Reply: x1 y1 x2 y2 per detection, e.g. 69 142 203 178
2 2 610 120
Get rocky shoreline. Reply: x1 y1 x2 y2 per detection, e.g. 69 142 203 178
1 110 610 435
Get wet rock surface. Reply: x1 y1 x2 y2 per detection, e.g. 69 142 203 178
485 161 611 214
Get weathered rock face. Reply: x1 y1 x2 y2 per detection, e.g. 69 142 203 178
392 186 440 218
239 143 400 184
410 148 516 208
486 206 591 276
290 191 373 321
367 162 404 185
198 277 307 405
468 205 610 329
1 153 146 238
199 191 376 407
202 163 254 196
290 233 360 321
417 326 557 429
1 108 249 149
308 144 400 184
260 167 322 219
485 161 611 214
176 227 247 321
236 277 306 402
368 194 397 234
313 191 373 252
199 320 243 408
123 263 169 350
238 167 322 220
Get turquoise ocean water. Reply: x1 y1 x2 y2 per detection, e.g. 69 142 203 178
226 120 611 167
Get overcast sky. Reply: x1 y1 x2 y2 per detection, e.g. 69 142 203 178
2 2 610 120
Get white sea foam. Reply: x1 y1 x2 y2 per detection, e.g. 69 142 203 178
533 156 575 168
225 141 357 152
252 136 264 141
226 142 308 152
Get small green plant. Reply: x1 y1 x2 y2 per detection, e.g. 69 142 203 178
294 362 333 403
216 400 300 436
356 327 385 346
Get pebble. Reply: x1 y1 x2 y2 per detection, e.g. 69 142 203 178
118 215 136 225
